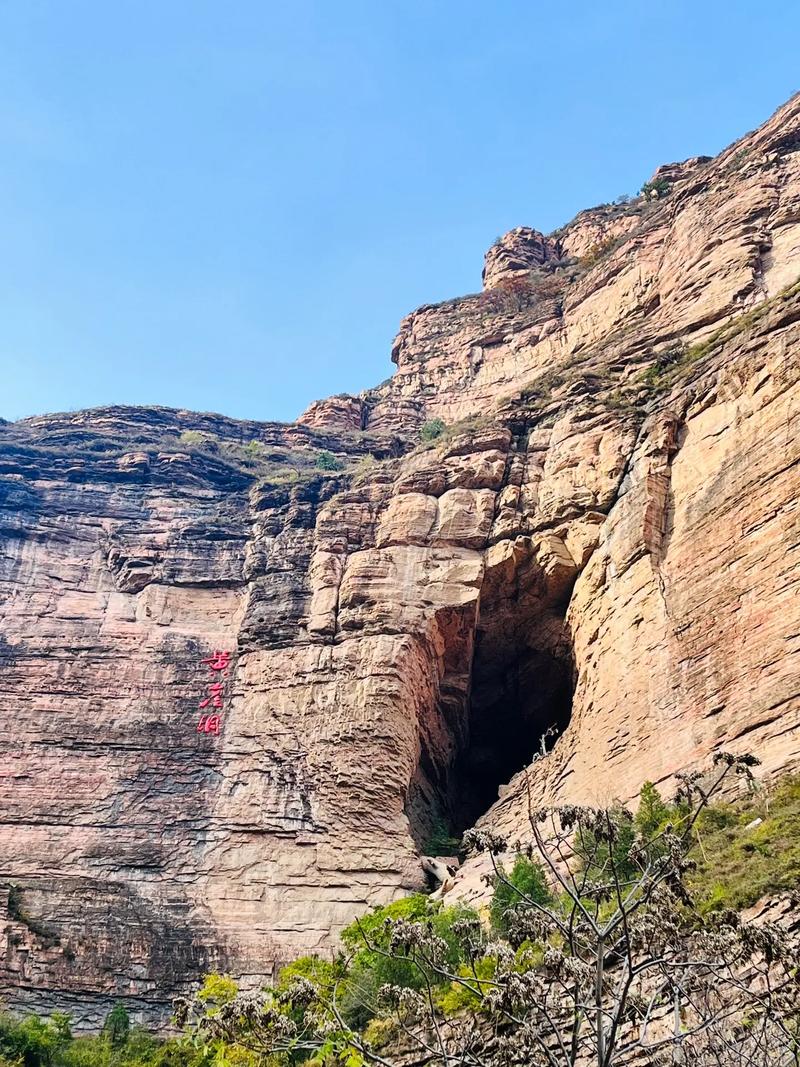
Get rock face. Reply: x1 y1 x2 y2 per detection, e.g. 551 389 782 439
481 227 563 289
2 95 800 1027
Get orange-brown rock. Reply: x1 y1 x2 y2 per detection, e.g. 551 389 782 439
2 95 800 1027
481 227 562 289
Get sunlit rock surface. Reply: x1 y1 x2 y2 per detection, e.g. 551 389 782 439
2 94 800 1026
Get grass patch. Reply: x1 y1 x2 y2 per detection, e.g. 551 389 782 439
689 774 800 913
640 275 800 394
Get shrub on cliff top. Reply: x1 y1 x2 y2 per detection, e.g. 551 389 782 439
640 175 670 200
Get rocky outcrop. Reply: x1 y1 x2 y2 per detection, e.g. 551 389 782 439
298 395 365 431
2 94 800 1027
481 227 563 289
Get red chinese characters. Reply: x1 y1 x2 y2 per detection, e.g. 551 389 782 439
199 682 224 709
195 649 231 735
201 650 231 672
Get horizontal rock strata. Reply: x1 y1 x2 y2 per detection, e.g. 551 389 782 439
2 94 800 1025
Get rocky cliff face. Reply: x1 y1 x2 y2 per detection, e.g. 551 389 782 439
2 95 800 1027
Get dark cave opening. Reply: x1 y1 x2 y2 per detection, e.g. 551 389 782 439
406 541 581 857
448 634 574 835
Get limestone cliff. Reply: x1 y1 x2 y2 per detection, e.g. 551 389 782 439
2 95 800 1027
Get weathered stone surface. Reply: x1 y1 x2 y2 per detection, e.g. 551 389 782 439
2 94 800 1027
297 394 365 431
482 227 562 290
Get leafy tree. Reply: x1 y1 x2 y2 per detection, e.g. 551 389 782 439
0 1013 71 1067
489 852 551 937
635 780 672 837
101 1005 129 1050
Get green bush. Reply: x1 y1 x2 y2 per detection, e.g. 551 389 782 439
640 176 670 200
314 450 344 471
101 1007 128 1051
489 854 552 937
0 1013 71 1067
177 430 206 448
420 418 445 442
422 817 461 857
338 894 479 1029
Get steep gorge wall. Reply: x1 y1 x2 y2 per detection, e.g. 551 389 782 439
2 95 800 1026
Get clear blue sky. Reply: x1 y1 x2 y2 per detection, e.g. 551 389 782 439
1 2 798 424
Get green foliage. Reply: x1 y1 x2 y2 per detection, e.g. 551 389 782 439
195 973 238 1010
63 1030 163 1067
640 176 670 199
277 955 338 993
689 774 800 912
579 806 638 885
578 235 621 269
422 817 461 857
314 450 344 471
0 1013 71 1067
635 780 672 839
360 1017 396 1051
339 895 479 1029
351 454 376 485
576 775 800 915
435 955 497 1015
639 276 800 396
420 418 446 442
489 854 552 937
101 1007 128 1051
243 440 263 456
0 1011 202 1067
177 430 207 447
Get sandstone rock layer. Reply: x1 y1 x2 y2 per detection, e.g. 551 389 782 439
2 95 800 1025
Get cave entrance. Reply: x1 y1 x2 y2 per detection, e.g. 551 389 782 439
448 633 574 834
415 538 580 852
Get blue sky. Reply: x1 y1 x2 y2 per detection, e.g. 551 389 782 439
1 1 798 424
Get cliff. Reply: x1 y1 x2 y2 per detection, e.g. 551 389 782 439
2 94 800 1027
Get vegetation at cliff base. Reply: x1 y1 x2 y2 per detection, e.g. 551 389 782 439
4 768 800 1067
169 756 799 1067
0 1009 165 1067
